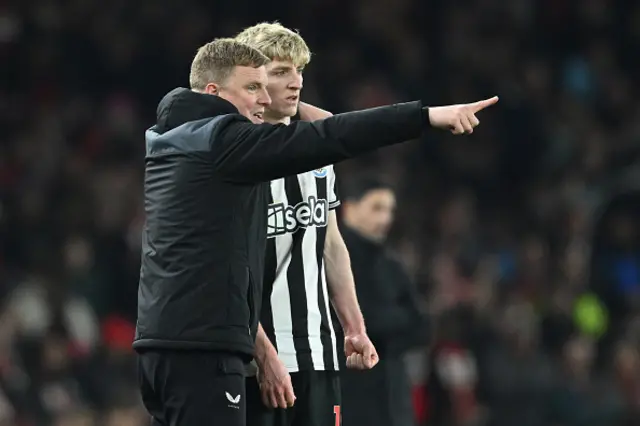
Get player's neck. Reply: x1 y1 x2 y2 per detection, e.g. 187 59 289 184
265 112 291 125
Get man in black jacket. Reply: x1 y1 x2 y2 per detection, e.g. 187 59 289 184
134 37 496 426
336 180 430 426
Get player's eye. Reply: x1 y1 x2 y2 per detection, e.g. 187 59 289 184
247 84 258 91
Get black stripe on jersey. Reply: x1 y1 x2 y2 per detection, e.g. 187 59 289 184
315 176 336 370
285 177 314 370
262 190 278 352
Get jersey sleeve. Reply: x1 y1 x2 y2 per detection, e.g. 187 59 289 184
328 166 341 210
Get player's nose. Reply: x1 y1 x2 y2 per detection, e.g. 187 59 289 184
289 74 303 91
258 87 271 107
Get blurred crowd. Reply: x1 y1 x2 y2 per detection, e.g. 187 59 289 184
1 0 640 425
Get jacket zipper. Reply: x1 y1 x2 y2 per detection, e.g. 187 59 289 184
247 268 254 337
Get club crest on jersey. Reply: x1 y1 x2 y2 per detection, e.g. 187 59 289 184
312 168 328 178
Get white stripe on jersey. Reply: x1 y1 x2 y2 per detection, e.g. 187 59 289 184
328 167 340 210
269 179 297 368
298 174 325 369
265 165 339 373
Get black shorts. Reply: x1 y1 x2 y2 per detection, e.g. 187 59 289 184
246 370 341 426
137 350 247 426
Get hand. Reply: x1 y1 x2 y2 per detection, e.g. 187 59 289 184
428 96 499 135
344 333 379 369
298 101 333 121
257 351 296 409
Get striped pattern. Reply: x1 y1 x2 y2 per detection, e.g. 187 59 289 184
262 166 340 372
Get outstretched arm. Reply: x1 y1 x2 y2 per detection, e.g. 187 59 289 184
214 101 426 183
213 96 498 183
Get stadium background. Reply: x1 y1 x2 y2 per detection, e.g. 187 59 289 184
2 0 640 424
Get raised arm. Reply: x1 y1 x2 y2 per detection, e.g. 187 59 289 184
213 101 426 183
212 96 499 183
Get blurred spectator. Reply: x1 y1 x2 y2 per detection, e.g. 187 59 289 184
425 307 484 426
547 335 624 426
613 343 640 425
336 180 429 426
480 300 555 426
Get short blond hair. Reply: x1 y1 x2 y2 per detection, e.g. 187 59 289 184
189 38 271 91
235 22 311 67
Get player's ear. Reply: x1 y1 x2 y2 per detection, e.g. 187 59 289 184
204 83 221 95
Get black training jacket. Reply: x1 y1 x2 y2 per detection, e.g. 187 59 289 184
133 87 429 359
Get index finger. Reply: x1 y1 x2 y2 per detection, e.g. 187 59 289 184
469 96 499 113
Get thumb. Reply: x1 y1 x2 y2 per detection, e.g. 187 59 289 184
344 336 354 354
469 96 499 113
363 341 373 358
350 335 364 349
363 344 376 368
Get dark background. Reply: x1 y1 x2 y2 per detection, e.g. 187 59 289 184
1 0 640 424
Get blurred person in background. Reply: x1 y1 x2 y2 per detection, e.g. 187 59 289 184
591 201 640 345
335 179 429 426
481 298 555 426
613 342 640 425
236 22 378 426
52 409 94 426
547 335 624 426
425 307 484 426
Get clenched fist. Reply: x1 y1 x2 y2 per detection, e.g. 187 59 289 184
345 333 379 370
428 96 499 135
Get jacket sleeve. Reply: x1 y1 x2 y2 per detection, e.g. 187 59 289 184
356 260 429 352
212 101 427 182
384 286 431 355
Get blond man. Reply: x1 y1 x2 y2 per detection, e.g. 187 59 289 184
236 22 376 426
136 33 497 426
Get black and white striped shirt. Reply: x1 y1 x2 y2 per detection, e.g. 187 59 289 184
261 166 341 372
